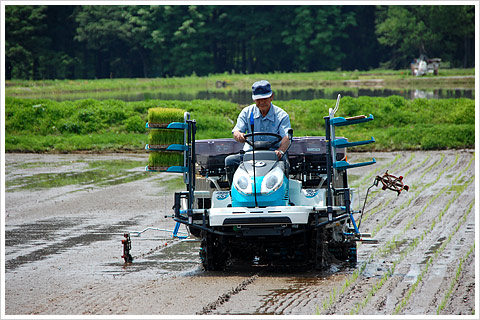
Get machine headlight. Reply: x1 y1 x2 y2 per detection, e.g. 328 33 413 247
237 176 249 190
233 169 252 194
261 166 284 194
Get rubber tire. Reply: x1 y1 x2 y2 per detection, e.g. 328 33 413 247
199 231 228 271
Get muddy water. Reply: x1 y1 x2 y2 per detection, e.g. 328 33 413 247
3 151 476 315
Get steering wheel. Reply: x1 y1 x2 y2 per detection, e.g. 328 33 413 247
244 132 282 150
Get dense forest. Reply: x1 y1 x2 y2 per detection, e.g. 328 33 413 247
4 5 475 80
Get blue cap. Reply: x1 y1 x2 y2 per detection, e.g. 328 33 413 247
252 80 272 100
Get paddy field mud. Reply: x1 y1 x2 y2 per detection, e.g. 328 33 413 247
3 150 476 316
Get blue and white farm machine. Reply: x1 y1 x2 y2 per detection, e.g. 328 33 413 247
130 95 408 270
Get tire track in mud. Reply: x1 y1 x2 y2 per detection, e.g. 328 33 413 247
207 270 351 315
318 151 474 315
197 274 259 315
254 274 348 315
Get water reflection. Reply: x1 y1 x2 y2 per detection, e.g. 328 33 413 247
100 88 474 104
20 87 474 103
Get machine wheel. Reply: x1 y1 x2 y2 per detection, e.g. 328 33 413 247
328 240 357 267
313 227 328 270
188 226 202 238
199 231 229 271
348 241 357 267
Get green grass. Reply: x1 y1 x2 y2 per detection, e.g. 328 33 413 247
5 96 475 152
5 132 147 152
157 176 186 191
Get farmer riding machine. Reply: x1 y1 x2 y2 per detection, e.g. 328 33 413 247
146 96 382 270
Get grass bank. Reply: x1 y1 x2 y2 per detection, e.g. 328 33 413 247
5 96 474 152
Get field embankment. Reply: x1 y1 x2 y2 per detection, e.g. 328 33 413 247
5 96 474 152
5 69 475 99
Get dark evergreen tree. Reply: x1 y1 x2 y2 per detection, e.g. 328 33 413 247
4 4 475 79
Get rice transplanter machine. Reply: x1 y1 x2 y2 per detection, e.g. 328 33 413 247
129 95 408 270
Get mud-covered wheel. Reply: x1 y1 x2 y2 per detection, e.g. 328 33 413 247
328 241 357 267
199 231 229 271
314 228 328 270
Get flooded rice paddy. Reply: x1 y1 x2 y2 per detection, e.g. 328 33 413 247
3 151 476 316
12 87 474 104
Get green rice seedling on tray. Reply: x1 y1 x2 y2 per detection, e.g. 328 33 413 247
148 151 184 171
147 107 185 127
148 130 184 149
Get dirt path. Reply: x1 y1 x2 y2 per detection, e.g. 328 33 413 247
3 151 476 316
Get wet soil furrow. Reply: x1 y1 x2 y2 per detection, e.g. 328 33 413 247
5 219 139 271
364 190 475 315
437 245 476 315
399 200 475 314
350 153 402 190
370 152 466 238
353 171 474 314
318 152 473 315
327 179 472 315
357 152 446 235
363 172 474 301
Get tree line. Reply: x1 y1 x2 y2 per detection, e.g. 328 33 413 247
5 5 475 80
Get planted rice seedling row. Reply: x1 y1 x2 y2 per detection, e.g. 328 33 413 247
353 163 475 314
436 240 475 314
376 154 464 252
352 153 418 228
319 153 427 312
350 154 402 191
370 154 452 237
318 152 472 315
347 174 474 315
394 199 475 314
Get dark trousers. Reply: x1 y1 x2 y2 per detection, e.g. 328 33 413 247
225 153 243 185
